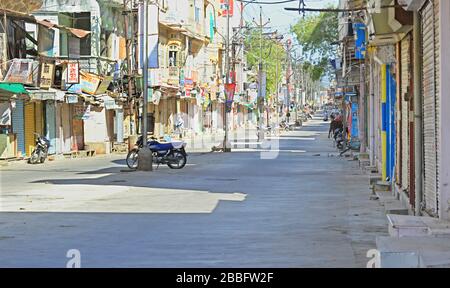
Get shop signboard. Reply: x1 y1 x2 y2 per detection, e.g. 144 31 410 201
80 71 101 95
3 59 34 84
73 103 90 120
96 76 113 94
66 94 79 104
67 62 80 84
39 62 55 89
220 0 234 17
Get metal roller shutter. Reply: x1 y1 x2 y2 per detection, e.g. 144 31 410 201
420 0 440 215
11 100 25 157
34 101 44 135
401 36 410 191
46 101 56 154
61 103 71 153
24 102 35 156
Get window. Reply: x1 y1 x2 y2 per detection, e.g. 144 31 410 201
194 0 200 23
169 50 177 67
60 12 91 57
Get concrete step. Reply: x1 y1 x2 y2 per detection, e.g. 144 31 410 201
358 153 370 160
359 159 370 169
376 236 450 268
387 214 439 237
364 165 379 173
374 181 391 192
384 202 409 215
369 175 382 187
386 214 450 239
375 191 396 203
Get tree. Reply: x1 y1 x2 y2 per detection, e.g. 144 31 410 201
244 31 285 99
291 8 338 81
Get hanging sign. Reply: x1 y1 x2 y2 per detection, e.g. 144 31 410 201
3 59 34 84
66 94 79 104
224 83 236 102
220 0 234 17
67 62 80 84
39 62 55 89
80 71 101 95
96 76 113 94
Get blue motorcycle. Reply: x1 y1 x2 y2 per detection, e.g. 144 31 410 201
126 135 187 170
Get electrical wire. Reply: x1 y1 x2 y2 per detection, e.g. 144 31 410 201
236 0 299 4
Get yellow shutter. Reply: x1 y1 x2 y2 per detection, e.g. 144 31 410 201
34 101 44 135
24 102 35 156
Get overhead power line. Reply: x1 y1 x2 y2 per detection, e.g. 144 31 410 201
237 0 298 5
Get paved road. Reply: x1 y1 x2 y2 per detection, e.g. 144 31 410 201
0 115 387 267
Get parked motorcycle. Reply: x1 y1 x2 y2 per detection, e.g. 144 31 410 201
279 120 292 131
126 135 187 169
334 128 344 150
28 133 50 164
256 125 274 138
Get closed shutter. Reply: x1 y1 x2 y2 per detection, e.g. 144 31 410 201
61 103 72 153
116 109 124 143
24 102 35 156
11 100 25 157
34 101 43 135
401 36 410 191
55 103 62 154
434 0 441 215
45 101 56 154
71 104 84 151
420 0 440 215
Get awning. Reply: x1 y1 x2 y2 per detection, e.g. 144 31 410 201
0 9 90 39
26 88 66 101
159 21 187 33
0 83 29 95
36 19 90 38
0 0 43 14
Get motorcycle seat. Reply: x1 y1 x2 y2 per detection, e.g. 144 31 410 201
149 142 173 151
170 141 186 149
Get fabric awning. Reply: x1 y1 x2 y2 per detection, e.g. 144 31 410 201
0 9 90 39
0 82 29 95
36 19 91 38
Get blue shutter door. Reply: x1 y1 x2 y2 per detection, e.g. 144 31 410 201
12 100 25 157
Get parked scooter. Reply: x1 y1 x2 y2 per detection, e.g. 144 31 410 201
28 133 50 164
126 135 188 169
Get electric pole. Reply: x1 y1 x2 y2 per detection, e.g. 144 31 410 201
253 6 270 141
222 0 232 152
137 0 152 171
286 40 291 123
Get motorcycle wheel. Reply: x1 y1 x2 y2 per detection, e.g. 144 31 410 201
167 151 187 169
126 148 139 169
28 150 39 164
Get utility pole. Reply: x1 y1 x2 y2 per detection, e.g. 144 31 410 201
222 0 232 152
286 40 291 123
253 6 270 141
137 0 152 171
123 0 135 136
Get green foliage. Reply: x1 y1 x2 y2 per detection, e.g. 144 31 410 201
244 31 285 98
291 8 338 81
